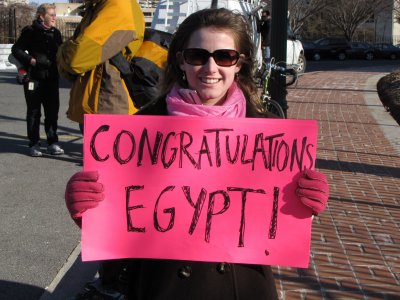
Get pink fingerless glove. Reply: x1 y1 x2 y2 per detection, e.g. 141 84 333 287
65 171 104 226
297 169 329 215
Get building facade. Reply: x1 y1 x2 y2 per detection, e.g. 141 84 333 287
54 3 82 40
357 0 400 43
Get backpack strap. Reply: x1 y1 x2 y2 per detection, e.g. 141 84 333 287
109 52 160 110
109 28 172 110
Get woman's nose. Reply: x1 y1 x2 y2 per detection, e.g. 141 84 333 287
203 56 219 71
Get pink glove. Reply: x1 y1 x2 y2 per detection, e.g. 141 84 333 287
297 169 329 215
65 171 104 225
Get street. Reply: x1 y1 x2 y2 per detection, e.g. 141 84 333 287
0 72 97 300
1 57 399 299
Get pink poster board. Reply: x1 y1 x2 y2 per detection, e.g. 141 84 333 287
82 114 318 268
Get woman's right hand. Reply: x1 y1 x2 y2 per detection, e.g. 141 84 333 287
65 171 104 226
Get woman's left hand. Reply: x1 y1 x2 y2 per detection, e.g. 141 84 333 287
297 169 329 215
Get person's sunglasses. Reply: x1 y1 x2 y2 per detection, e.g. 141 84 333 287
182 48 240 67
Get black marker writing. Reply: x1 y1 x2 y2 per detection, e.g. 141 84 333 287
89 124 315 172
228 187 266 247
153 186 175 232
126 185 277 248
126 185 145 232
269 187 279 239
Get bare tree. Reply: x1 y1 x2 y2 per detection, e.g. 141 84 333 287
0 4 34 44
325 0 392 41
259 0 333 34
288 0 333 34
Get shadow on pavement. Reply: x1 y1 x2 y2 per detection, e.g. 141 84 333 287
305 59 400 73
0 258 98 300
0 114 82 135
40 253 99 300
0 113 83 165
0 280 47 300
317 158 400 179
0 131 83 165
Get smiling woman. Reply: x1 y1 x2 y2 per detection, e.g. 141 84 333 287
64 7 330 300
159 8 259 111
177 27 243 106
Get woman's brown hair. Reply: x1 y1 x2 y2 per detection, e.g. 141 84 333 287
161 8 264 112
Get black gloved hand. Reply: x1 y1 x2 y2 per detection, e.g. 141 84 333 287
35 54 51 69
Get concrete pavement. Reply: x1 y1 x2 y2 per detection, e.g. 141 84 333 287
276 63 400 299
0 71 97 300
0 60 399 299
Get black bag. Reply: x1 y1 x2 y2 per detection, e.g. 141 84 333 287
8 53 30 84
110 28 173 110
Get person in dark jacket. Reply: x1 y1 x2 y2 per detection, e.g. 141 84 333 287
65 8 330 300
12 3 64 157
258 10 271 62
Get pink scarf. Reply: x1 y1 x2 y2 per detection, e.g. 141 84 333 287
166 82 246 118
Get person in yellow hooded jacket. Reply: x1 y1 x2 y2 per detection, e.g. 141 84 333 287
57 0 145 128
57 1 144 298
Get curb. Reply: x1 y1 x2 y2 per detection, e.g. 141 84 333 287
39 244 99 300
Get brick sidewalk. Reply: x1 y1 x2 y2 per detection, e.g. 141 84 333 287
274 71 400 299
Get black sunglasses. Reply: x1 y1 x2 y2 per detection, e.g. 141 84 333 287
182 48 240 67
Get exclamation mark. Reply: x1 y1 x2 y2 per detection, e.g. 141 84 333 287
268 187 279 239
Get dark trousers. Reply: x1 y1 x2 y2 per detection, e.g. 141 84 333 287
23 79 60 147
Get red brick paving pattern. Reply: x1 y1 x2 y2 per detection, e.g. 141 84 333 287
273 71 400 299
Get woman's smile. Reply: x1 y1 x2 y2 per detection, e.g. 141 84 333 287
200 77 221 84
180 27 242 106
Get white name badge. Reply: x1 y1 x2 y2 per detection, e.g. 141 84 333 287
28 82 34 90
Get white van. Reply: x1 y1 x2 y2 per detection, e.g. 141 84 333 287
151 0 306 73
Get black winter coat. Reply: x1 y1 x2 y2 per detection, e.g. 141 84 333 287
121 97 279 300
258 18 271 47
12 20 62 80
